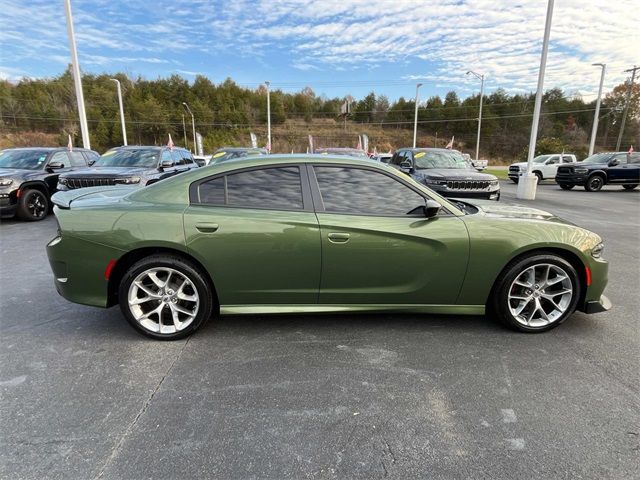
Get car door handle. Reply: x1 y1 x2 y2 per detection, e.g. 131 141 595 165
195 223 219 233
328 232 350 243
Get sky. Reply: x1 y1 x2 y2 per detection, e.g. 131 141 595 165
1 0 639 102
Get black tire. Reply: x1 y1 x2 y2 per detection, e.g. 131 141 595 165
533 171 543 184
118 254 214 340
559 183 574 190
584 174 605 192
490 253 581 333
510 178 519 184
16 189 49 221
622 184 638 190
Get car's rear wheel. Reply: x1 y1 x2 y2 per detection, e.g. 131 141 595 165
559 183 574 190
16 189 49 221
491 254 580 333
585 174 605 192
622 184 638 190
119 255 214 340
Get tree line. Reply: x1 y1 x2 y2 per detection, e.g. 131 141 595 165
0 68 638 160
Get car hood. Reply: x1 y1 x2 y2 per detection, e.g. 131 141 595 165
459 198 575 224
61 167 153 177
0 168 33 180
509 162 529 169
415 168 497 180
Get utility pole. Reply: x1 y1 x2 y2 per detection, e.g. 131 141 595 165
616 65 639 151
466 71 485 160
182 102 196 154
182 114 188 149
110 78 127 145
517 0 554 200
265 81 271 151
64 0 90 149
588 64 606 156
413 83 422 148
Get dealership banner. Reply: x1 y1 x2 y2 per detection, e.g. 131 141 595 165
196 133 204 156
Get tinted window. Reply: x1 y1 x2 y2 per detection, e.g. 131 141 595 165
197 167 303 210
50 151 69 168
0 149 51 170
614 154 627 165
390 151 406 166
314 166 425 215
96 148 161 167
227 167 302 209
69 151 87 167
198 177 225 204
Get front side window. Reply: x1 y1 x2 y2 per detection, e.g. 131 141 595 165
613 154 628 165
314 166 425 216
69 151 87 167
547 156 559 165
50 151 69 167
197 167 303 210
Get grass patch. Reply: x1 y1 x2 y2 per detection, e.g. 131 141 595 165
483 168 509 180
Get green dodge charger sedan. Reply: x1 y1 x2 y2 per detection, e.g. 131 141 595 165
47 155 610 340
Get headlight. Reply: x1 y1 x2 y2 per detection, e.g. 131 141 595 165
489 179 499 187
58 178 68 185
591 242 604 259
0 178 13 186
574 168 588 174
114 177 141 185
424 177 445 185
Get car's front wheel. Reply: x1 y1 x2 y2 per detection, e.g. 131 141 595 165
118 255 214 340
622 184 638 190
16 189 49 221
491 254 580 332
559 183 574 190
585 174 605 192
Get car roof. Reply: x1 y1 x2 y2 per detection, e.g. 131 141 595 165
214 147 267 152
400 147 458 153
1 147 91 152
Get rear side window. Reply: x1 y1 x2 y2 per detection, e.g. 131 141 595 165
197 167 303 210
314 166 425 216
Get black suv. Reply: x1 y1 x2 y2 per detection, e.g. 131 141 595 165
555 151 640 191
58 146 198 191
389 148 500 200
0 147 99 221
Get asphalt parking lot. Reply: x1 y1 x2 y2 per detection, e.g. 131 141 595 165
1 181 638 479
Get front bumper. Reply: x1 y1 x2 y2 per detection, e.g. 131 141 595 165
0 190 18 218
555 173 586 185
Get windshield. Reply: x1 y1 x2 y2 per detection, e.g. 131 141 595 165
532 155 552 163
95 149 160 168
0 149 50 170
210 149 265 164
414 150 471 169
580 153 612 164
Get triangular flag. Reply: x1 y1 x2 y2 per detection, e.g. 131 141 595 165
629 145 634 154
167 134 174 150
445 136 455 149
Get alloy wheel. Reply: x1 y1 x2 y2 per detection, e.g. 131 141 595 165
507 263 573 328
588 176 603 191
28 192 47 218
127 267 200 334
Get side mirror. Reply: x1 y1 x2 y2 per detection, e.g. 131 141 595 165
608 159 619 166
400 160 414 173
159 159 174 169
88 159 96 166
46 161 64 171
424 199 442 218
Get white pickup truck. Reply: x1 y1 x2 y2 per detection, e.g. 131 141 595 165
508 153 577 183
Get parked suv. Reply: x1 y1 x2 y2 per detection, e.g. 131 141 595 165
57 146 198 191
0 147 99 220
390 148 500 200
555 151 640 191
508 154 577 183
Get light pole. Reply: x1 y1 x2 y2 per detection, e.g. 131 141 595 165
182 102 196 154
110 78 127 146
466 71 485 160
616 65 639 151
265 81 271 151
517 0 554 200
63 0 90 149
413 83 422 148
182 114 188 149
588 64 606 156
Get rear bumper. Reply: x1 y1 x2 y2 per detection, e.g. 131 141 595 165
583 295 612 314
